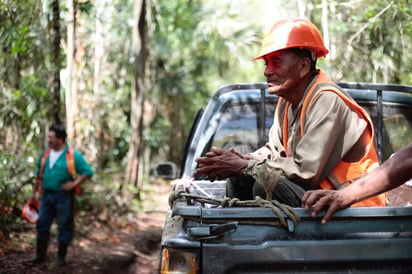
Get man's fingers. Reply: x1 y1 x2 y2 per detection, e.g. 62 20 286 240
194 166 211 175
205 147 230 157
194 147 245 179
229 147 246 158
301 191 311 208
321 206 338 224
310 197 330 217
211 147 226 154
195 156 210 163
205 151 219 157
302 190 321 210
301 190 338 224
311 194 342 224
195 156 218 167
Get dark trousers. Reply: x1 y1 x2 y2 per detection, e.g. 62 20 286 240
36 191 74 245
226 176 305 207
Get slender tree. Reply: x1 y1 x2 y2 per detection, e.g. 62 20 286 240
124 0 151 199
50 0 62 124
66 0 77 141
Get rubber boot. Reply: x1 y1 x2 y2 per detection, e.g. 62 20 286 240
27 238 48 264
53 242 68 266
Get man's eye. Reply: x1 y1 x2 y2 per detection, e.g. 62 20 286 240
269 61 281 67
269 58 281 65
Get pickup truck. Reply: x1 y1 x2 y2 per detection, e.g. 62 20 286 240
157 82 412 274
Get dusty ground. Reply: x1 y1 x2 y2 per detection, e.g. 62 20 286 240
0 179 172 274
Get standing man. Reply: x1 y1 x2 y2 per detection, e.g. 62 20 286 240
28 124 93 266
195 18 386 207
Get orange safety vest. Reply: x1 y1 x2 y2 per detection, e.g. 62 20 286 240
36 146 82 195
276 71 386 207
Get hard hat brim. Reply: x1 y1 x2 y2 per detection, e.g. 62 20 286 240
252 45 329 61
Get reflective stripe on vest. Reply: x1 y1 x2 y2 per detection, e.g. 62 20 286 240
276 71 386 206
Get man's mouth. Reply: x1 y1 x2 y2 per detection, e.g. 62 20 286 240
267 81 279 87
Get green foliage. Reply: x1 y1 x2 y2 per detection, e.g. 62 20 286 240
149 0 262 164
0 0 70 237
313 0 412 84
0 147 37 229
1 0 412 235
75 0 93 13
0 0 49 87
72 0 133 169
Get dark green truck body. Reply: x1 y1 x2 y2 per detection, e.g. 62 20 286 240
158 82 412 274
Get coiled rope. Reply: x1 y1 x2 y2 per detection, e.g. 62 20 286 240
168 190 300 228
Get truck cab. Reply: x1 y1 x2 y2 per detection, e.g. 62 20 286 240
158 82 412 274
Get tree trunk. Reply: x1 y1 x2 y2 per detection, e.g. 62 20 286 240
297 0 314 20
124 0 150 200
93 0 105 168
66 0 77 140
167 93 184 165
50 0 61 125
321 0 330 72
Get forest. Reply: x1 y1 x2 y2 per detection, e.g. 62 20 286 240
1 0 412 272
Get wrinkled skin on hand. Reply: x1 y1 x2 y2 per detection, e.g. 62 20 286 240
194 147 250 181
301 189 352 224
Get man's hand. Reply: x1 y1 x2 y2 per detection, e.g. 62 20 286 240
61 175 90 192
301 189 352 224
194 147 249 181
30 191 39 202
61 181 79 192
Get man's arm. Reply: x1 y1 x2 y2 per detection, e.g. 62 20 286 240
302 143 412 224
61 150 94 192
61 174 91 192
31 154 43 201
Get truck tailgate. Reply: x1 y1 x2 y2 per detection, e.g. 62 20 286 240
197 207 412 273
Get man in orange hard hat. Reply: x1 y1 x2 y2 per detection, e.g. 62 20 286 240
195 18 386 207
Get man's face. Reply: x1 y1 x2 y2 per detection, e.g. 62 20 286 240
263 50 304 100
47 131 63 150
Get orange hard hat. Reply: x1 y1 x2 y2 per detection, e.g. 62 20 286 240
22 200 40 224
253 18 329 60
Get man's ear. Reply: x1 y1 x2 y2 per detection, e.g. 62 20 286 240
299 57 311 76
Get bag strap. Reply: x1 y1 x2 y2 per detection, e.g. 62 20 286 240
35 148 51 193
66 146 82 195
66 146 77 180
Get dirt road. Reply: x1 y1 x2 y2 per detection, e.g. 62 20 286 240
0 179 172 274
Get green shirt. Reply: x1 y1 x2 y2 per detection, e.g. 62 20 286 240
36 145 94 191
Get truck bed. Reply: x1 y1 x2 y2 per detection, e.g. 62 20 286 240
164 205 412 273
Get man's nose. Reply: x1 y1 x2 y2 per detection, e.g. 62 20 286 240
264 65 273 77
